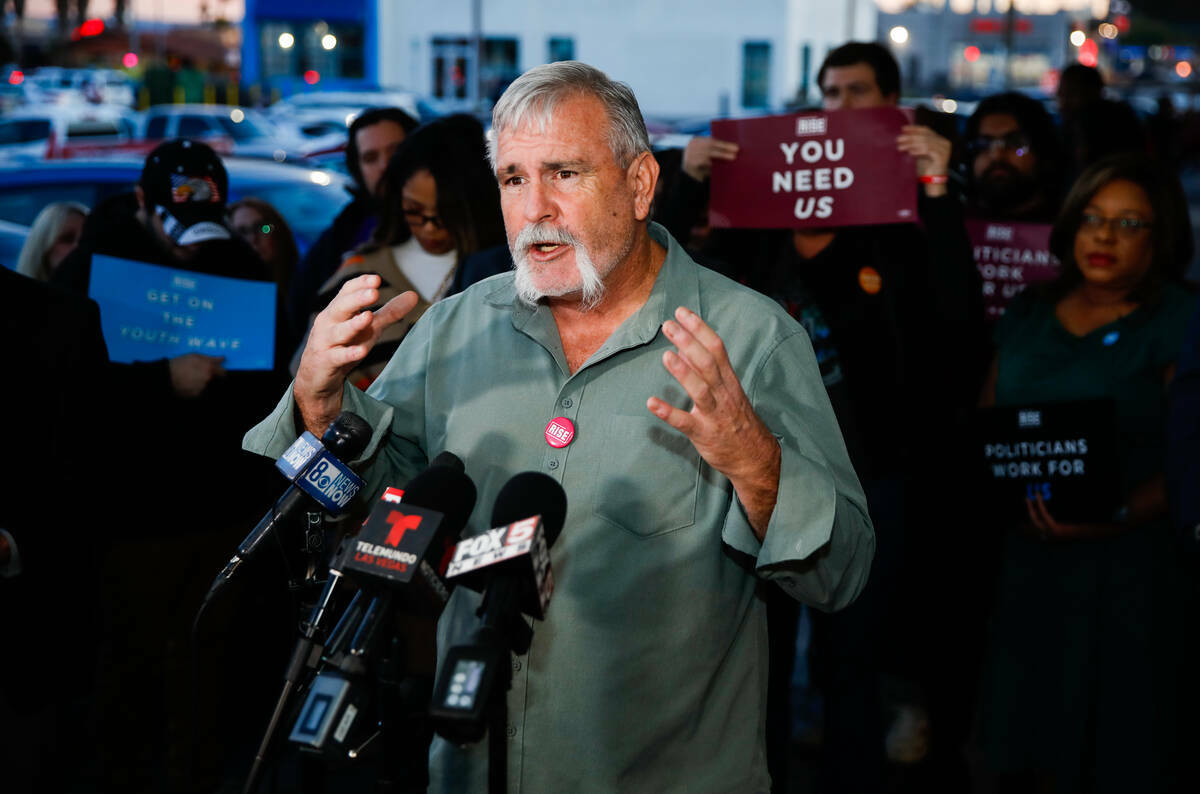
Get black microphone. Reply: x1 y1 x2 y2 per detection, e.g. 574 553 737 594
447 471 567 620
208 412 372 597
430 472 567 744
305 451 466 635
288 457 477 757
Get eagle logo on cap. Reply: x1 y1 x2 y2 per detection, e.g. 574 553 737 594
170 174 221 204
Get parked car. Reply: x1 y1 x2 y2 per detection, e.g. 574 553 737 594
267 89 443 129
0 104 138 160
0 157 355 256
136 104 339 163
24 67 136 108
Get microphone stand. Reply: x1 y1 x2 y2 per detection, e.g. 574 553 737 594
241 522 350 794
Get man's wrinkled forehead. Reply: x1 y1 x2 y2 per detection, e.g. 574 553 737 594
489 92 617 168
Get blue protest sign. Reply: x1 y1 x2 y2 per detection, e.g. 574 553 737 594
88 255 276 370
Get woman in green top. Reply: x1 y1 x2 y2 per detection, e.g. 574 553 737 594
976 153 1197 794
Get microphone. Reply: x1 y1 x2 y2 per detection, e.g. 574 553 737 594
446 471 567 620
304 451 466 635
209 412 372 596
430 472 567 744
288 456 477 757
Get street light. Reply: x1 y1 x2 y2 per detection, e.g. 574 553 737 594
1070 30 1086 47
889 26 909 45
279 32 295 49
321 34 337 51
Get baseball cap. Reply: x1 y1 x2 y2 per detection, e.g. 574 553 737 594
140 139 231 246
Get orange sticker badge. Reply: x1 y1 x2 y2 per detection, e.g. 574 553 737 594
858 266 882 295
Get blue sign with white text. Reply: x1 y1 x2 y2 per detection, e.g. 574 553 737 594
88 255 276 370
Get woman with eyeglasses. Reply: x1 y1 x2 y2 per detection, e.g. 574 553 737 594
291 114 506 384
228 197 300 292
975 153 1198 793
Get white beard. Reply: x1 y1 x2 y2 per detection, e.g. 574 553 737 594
512 222 607 311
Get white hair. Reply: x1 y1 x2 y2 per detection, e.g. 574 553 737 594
511 222 609 311
488 61 651 170
17 201 89 281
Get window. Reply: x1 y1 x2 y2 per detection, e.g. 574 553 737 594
260 20 365 81
0 119 51 144
432 37 472 101
481 38 519 103
66 121 123 140
548 37 574 63
145 115 168 139
177 116 215 138
742 42 771 109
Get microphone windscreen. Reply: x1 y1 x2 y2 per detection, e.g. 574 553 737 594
490 472 567 548
428 450 464 472
401 465 477 539
321 411 373 461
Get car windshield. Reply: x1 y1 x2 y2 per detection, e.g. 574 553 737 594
216 114 273 142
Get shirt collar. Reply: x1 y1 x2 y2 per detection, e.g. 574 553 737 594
485 222 701 369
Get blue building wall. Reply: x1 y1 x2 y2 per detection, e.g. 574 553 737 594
243 0 377 96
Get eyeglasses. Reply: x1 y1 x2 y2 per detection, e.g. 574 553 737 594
234 223 273 239
1079 213 1153 239
403 209 443 230
968 132 1031 158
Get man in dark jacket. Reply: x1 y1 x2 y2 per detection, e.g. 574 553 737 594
52 139 289 793
285 106 418 342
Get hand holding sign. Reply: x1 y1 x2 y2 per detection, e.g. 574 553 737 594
895 124 951 197
295 273 419 436
647 306 780 538
682 136 740 182
168 353 226 398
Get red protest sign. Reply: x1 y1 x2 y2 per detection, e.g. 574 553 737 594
965 219 1061 321
709 107 918 229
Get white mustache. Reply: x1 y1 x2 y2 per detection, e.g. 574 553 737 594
514 223 581 249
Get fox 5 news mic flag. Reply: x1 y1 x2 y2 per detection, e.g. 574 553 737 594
430 472 567 744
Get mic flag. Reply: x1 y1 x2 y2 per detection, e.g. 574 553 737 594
445 472 567 620
337 456 477 610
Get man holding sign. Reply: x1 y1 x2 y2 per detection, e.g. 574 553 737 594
48 139 288 791
689 40 985 792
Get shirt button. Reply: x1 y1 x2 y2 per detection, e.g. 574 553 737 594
512 659 522 672
561 397 573 409
505 725 518 738
548 459 559 470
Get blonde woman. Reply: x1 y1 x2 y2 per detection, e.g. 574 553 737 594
16 201 89 281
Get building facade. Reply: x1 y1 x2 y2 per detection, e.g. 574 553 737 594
376 0 879 120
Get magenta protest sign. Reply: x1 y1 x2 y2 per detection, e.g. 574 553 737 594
965 220 1061 321
708 107 918 229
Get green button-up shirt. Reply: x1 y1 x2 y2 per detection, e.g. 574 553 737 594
244 224 873 793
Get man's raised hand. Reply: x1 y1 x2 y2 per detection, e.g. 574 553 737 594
647 306 781 538
295 273 418 436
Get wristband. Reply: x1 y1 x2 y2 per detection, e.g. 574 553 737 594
919 174 948 185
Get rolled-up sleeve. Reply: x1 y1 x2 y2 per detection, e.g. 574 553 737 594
720 328 875 612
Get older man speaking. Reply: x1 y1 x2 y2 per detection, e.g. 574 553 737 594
245 61 872 793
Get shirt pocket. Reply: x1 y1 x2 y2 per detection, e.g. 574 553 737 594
592 414 701 538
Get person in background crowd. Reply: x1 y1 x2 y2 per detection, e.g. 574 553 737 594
1054 63 1146 184
977 152 1198 794
286 106 418 341
963 92 1063 222
229 197 300 303
0 267 109 793
1167 293 1200 557
50 139 288 793
291 114 507 387
1055 63 1104 127
16 200 88 281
